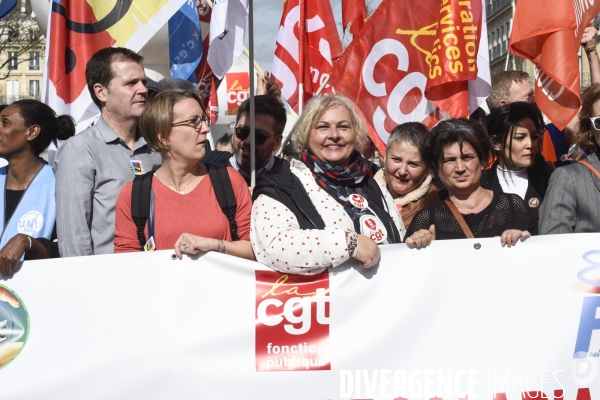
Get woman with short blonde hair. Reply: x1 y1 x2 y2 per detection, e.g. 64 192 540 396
251 95 404 275
292 95 369 152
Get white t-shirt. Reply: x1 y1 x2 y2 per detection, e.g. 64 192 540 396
497 165 529 200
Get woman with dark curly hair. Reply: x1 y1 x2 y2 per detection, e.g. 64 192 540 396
540 83 600 234
405 119 535 248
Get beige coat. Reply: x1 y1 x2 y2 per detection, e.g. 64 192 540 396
374 170 440 228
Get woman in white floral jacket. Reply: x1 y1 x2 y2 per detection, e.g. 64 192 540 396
251 95 404 275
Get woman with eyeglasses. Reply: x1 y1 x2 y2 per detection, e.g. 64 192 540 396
114 90 254 259
481 102 553 223
539 83 600 234
250 95 404 275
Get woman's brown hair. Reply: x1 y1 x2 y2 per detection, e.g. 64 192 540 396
140 90 206 152
577 83 600 154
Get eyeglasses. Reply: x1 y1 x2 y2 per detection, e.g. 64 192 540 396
234 126 268 145
590 116 600 130
171 114 210 130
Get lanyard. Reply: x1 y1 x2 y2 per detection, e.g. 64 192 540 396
148 189 155 245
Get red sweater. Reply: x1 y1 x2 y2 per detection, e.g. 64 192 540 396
114 167 251 253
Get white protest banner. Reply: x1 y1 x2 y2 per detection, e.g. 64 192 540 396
1 234 600 400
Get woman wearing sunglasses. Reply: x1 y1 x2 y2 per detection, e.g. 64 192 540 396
113 90 254 259
250 95 405 275
540 83 600 233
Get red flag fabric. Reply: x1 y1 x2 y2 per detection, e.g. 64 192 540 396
208 75 219 125
329 0 490 154
424 0 484 118
44 0 186 124
342 0 367 36
272 0 343 113
510 0 600 130
46 0 114 120
196 0 219 107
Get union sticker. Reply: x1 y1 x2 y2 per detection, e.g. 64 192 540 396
359 214 388 243
349 193 368 209
528 197 540 208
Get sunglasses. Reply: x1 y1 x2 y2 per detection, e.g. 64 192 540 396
171 114 210 130
234 126 268 145
590 116 600 130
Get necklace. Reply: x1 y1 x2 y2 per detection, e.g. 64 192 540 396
159 172 197 195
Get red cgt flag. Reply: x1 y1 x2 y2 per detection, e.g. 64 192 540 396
272 0 343 113
195 0 221 107
329 0 490 154
510 0 600 130
342 0 367 36
208 75 219 125
425 0 484 118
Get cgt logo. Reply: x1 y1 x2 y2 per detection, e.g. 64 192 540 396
255 271 330 372
226 72 249 116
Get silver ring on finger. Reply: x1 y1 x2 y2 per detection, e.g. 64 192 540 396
181 243 188 249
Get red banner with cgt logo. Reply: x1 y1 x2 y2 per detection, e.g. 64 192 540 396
329 0 488 154
255 270 330 372
425 0 483 118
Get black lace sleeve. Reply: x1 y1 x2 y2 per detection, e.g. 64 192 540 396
505 193 537 235
405 205 436 238
406 192 536 240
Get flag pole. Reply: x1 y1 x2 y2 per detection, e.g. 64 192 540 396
298 0 305 115
505 0 515 71
249 0 256 187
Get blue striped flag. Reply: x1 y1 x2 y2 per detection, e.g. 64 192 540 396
168 1 203 83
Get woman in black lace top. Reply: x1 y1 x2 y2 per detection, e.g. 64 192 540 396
405 119 535 247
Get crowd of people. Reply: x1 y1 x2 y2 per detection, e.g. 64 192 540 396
1 41 600 277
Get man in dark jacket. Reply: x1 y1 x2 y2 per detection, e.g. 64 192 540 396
229 95 287 186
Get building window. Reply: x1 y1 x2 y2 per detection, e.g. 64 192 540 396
7 80 19 103
29 80 39 99
29 52 39 71
7 51 17 71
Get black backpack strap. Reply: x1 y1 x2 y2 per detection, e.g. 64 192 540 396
131 171 155 250
207 164 239 241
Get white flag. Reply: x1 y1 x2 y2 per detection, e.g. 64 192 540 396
207 0 248 79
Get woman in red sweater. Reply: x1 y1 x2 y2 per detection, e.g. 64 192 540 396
114 90 254 260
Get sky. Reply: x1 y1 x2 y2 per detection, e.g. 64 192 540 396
248 0 383 71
